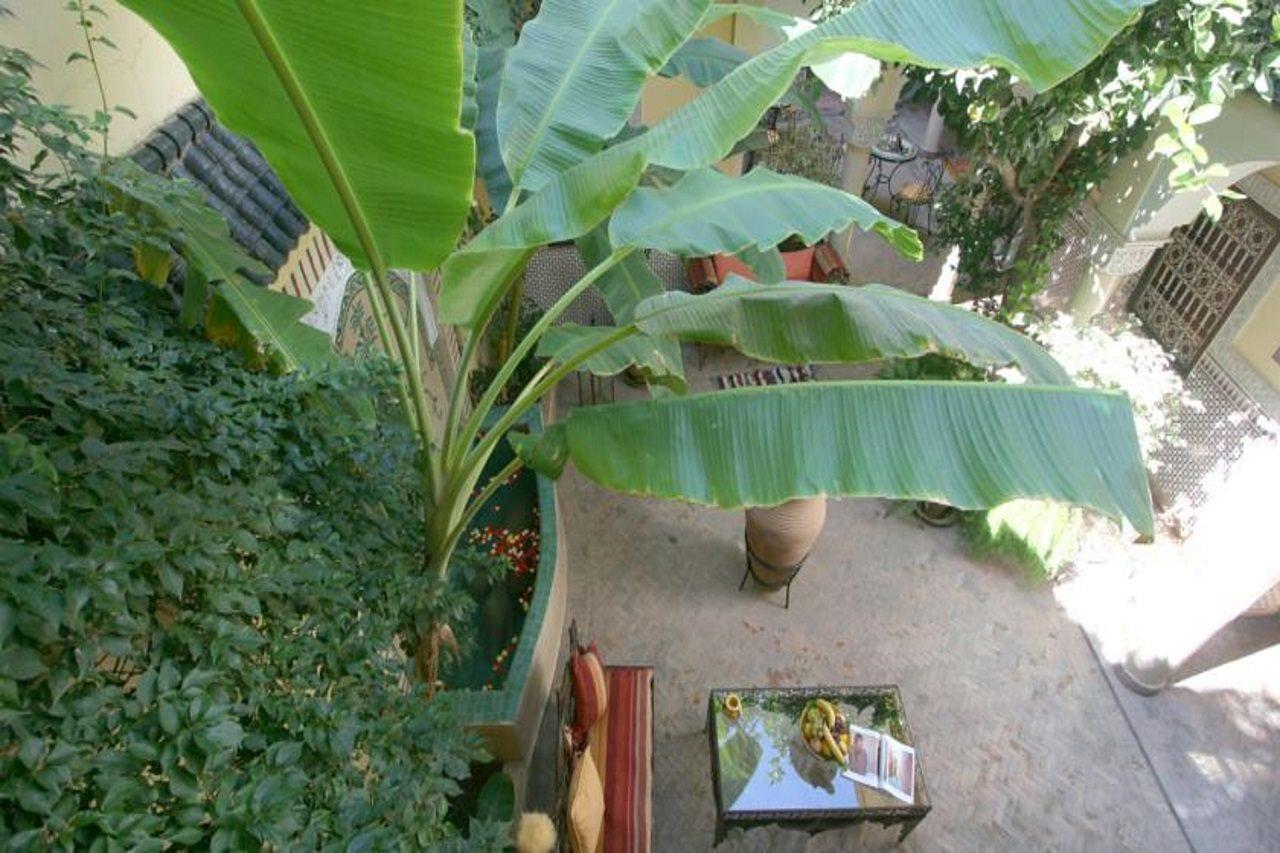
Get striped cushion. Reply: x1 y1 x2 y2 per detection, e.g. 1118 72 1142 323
587 666 653 853
571 643 608 734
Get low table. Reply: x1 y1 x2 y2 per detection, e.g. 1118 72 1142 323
707 685 930 843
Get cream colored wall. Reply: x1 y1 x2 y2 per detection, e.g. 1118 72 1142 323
1233 272 1280 390
1230 169 1280 398
639 15 737 125
3 0 196 155
637 3 804 176
1092 93 1280 242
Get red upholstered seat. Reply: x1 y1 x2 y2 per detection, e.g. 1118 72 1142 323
586 665 653 853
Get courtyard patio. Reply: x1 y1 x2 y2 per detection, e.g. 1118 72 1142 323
10 1 1280 849
524 340 1280 851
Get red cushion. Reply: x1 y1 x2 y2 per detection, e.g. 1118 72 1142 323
600 666 653 853
571 643 608 736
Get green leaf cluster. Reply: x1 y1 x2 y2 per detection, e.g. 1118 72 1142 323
0 49 493 849
917 0 1279 313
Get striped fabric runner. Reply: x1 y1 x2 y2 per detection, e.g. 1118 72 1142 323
714 364 817 390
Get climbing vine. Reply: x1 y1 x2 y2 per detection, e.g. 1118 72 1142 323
915 0 1279 315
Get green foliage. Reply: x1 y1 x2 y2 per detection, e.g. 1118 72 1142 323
608 166 921 260
917 0 1280 313
1026 312 1193 463
753 107 844 188
121 0 1159 593
961 500 1084 581
0 50 499 849
517 381 1154 535
470 296 550 405
117 0 475 274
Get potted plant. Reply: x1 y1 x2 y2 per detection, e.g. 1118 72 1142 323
123 0 1157 753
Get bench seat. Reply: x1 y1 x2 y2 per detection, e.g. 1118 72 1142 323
587 666 653 853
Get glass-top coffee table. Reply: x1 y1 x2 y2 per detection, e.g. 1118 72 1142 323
707 685 930 843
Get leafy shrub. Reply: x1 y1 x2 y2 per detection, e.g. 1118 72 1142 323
1025 312 1195 469
960 499 1083 582
0 46 502 849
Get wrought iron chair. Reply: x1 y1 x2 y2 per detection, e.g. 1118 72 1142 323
889 154 945 233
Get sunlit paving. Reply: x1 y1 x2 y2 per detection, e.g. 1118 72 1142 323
3 1 1277 850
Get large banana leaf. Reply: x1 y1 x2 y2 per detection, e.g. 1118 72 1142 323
660 37 749 87
104 163 336 373
476 44 515 211
497 0 711 194
577 224 665 323
610 167 922 260
633 277 1070 384
574 224 686 394
629 0 1153 173
120 0 474 272
206 280 337 373
537 324 688 393
440 146 646 326
467 0 518 211
516 381 1154 535
461 29 479 131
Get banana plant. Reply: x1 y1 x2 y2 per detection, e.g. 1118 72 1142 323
121 0 1158 647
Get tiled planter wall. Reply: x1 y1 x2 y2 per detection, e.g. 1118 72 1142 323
449 408 566 765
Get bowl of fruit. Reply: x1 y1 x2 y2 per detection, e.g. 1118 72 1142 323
799 698 850 764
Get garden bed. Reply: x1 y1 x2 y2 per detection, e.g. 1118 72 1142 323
445 407 566 763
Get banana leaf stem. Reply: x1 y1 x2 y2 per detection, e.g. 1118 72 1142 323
453 247 633 473
428 455 523 579
235 0 441 504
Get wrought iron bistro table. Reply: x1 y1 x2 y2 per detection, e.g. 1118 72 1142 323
707 685 930 844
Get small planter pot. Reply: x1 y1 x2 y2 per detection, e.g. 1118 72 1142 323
712 247 818 283
913 500 960 528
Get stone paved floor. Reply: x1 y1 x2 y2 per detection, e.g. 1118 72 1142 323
535 347 1279 850
1058 524 1280 853
555 463 1190 850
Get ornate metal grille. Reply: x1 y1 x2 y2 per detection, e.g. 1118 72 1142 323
1130 195 1280 372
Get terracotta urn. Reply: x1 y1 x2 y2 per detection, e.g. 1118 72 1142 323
744 496 827 587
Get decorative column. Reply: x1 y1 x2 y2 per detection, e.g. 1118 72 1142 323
837 66 904 199
1066 203 1166 320
839 113 892 200
919 98 945 154
835 67 904 262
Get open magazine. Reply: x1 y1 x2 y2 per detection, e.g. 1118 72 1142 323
840 726 916 804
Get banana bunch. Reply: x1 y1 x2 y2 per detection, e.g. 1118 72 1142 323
800 698 851 763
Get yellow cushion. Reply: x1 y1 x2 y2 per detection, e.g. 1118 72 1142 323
568 749 604 853
897 182 932 203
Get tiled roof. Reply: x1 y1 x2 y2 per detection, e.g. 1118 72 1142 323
131 100 308 283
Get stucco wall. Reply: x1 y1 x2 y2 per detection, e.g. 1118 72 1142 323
638 13 744 174
1092 93 1280 243
1234 274 1280 391
639 13 737 126
1211 172 1280 418
636 2 810 176
3 0 196 156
